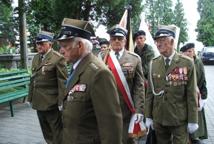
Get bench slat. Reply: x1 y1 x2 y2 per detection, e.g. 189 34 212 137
0 77 30 87
0 89 28 102
0 81 29 91
0 70 30 117
0 73 30 81
0 70 28 77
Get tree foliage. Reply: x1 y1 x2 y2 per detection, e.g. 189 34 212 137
25 0 143 43
173 0 188 47
0 0 17 45
197 0 214 46
144 0 188 46
144 0 174 35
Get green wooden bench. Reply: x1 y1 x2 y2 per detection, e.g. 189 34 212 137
0 70 30 117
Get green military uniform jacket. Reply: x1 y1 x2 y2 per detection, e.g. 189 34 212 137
117 50 145 120
28 49 67 111
145 52 198 126
134 44 155 79
195 57 207 99
192 57 208 139
62 53 123 144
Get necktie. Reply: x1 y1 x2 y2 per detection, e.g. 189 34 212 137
66 66 74 88
115 52 120 60
165 58 170 70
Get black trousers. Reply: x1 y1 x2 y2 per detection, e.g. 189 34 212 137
37 108 62 144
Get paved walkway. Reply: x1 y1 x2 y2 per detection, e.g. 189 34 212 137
0 103 45 144
0 65 213 144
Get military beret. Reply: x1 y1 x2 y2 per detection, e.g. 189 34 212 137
107 24 127 37
180 43 195 52
154 25 176 40
36 31 54 43
57 18 95 41
99 38 109 46
133 30 146 40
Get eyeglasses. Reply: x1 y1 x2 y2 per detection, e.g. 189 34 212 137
110 37 124 41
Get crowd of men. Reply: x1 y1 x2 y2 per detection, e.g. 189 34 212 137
27 18 208 144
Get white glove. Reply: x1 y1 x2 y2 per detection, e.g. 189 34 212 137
198 99 207 111
133 113 144 123
58 105 63 111
146 118 154 129
26 102 32 107
187 123 199 134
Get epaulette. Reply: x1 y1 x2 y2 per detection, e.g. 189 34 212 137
90 62 99 70
152 55 161 61
53 50 63 57
127 51 141 59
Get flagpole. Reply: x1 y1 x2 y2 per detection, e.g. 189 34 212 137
126 3 132 50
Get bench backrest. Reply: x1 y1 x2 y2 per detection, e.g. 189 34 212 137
0 70 30 92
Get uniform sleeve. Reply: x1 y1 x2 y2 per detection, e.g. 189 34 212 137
56 57 68 106
28 57 36 102
91 69 123 144
195 59 207 99
145 61 154 118
187 61 198 123
133 58 145 113
144 46 155 79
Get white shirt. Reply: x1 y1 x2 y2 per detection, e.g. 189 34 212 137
110 48 125 60
163 51 175 65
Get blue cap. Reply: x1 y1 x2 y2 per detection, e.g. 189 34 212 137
36 31 54 43
107 24 127 37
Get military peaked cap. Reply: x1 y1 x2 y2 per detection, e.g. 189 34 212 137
107 24 127 37
154 25 176 40
36 31 54 43
57 18 95 41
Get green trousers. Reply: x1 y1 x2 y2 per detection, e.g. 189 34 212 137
154 122 188 144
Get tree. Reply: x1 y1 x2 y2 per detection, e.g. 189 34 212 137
25 0 143 43
0 0 17 46
144 0 174 35
196 0 214 46
173 0 188 48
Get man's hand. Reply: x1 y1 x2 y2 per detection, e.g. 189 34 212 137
188 123 199 134
134 113 144 123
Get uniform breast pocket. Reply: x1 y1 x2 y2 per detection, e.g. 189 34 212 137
43 64 55 72
152 73 164 89
122 66 135 79
67 92 87 103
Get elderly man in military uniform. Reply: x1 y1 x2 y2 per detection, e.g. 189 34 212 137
180 43 208 144
28 31 67 144
145 26 199 144
57 18 123 144
105 25 145 144
134 30 155 80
